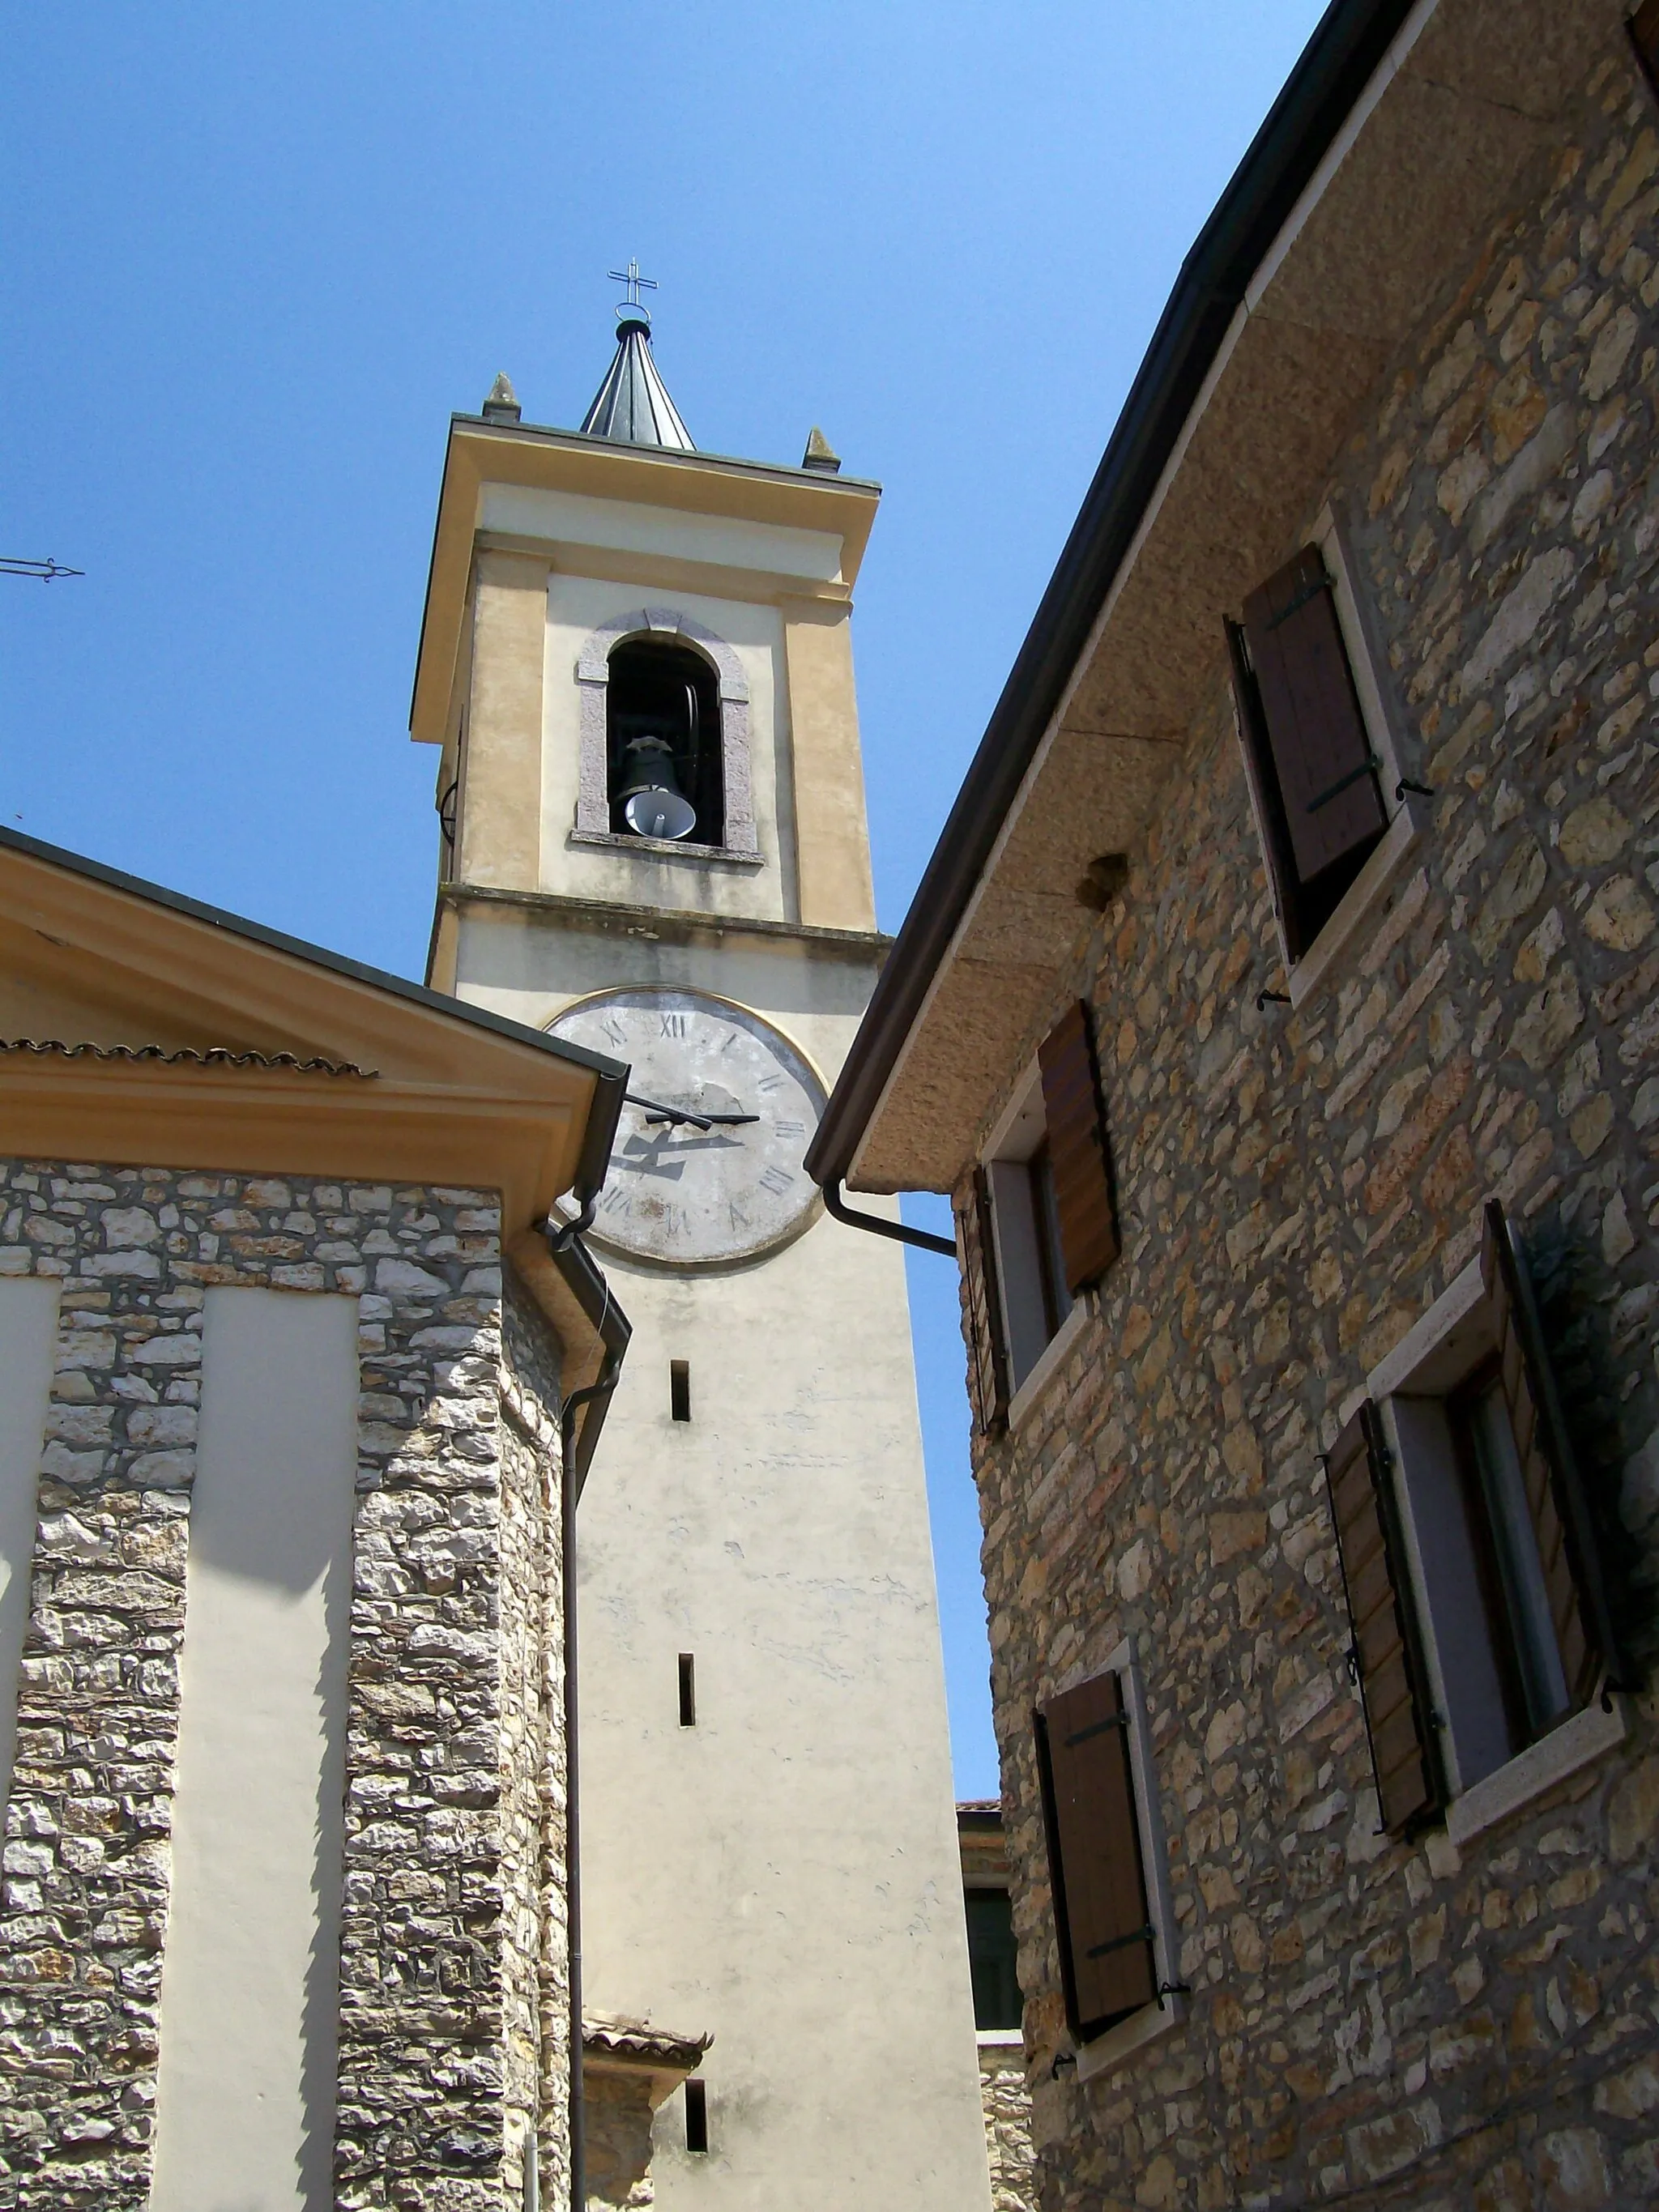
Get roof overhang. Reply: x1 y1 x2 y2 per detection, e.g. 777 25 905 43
0 827 627 1383
808 0 1620 1197
410 416 882 748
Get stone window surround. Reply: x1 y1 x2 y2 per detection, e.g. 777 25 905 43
1048 1639 1186 2086
983 1059 1085 1426
571 606 761 863
1351 1255 1629 1849
1232 503 1430 1010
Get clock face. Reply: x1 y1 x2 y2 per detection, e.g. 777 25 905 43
548 987 826 1267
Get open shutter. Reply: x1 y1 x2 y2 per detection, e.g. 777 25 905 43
955 1169 1009 1435
1036 1671 1158 2044
1631 1 1659 98
1038 1002 1119 1294
1324 1403 1445 1835
1241 546 1387 892
1226 616 1307 962
1481 1200 1622 1707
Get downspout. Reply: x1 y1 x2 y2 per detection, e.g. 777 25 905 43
543 1224 630 2212
820 1174 956 1259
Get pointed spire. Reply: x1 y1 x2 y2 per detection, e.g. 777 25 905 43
579 262 694 451
482 372 521 424
801 426 841 475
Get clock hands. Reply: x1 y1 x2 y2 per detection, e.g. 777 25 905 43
625 1089 759 1131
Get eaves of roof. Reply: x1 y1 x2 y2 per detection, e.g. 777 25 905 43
0 822 627 1200
804 0 1419 1191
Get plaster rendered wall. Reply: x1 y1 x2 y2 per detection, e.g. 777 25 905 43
0 1162 569 2212
450 940 992 2210
150 1286 359 2212
540 573 792 925
959 48 1659 2212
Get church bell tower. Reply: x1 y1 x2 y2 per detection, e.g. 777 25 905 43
410 274 992 2210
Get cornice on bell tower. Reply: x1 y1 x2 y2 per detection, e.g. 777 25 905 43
412 282 883 994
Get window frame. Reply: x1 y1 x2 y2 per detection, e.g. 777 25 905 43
572 606 763 864
1360 1256 1627 1845
1230 506 1427 1008
980 1062 1084 1423
1043 1641 1184 2085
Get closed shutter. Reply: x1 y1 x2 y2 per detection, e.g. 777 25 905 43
1324 1403 1445 1835
1632 1 1659 96
1038 1002 1119 1294
1036 1670 1158 2044
1241 547 1388 893
955 1168 1009 1435
1481 1200 1622 1708
1226 616 1307 961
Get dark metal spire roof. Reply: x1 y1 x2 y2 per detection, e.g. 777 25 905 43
579 313 694 451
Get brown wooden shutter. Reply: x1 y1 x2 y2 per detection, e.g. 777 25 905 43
1480 1200 1622 1709
1036 1670 1158 2044
1631 1 1659 96
1038 1001 1119 1294
1241 546 1387 889
954 1169 1009 1435
1324 1403 1445 1835
1226 616 1308 962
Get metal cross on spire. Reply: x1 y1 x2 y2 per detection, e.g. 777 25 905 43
608 259 658 319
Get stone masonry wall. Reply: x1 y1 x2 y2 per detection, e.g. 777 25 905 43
967 45 1659 2212
0 1161 568 2212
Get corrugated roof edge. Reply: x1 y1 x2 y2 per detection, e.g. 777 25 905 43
0 821 629 1200
804 0 1414 1191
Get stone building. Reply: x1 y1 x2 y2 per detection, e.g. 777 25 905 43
808 0 1659 2203
0 828 629 2207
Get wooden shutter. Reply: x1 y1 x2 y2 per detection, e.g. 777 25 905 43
1226 616 1308 962
955 1168 1009 1435
1324 1403 1445 1835
1036 1671 1158 2044
1038 1002 1119 1294
1480 1200 1622 1708
1241 546 1387 890
1631 1 1659 96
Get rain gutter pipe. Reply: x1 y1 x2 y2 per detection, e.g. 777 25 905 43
540 1082 632 2212
804 0 1414 1197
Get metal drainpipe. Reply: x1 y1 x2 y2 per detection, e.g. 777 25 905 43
554 1291 627 2212
820 1174 957 1258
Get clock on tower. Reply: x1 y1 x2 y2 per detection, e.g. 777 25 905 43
411 279 992 2212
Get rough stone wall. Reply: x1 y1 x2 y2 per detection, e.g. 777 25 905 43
501 1279 569 2210
980 2044 1038 2212
582 2069 655 2210
965 48 1659 2212
0 1161 567 2212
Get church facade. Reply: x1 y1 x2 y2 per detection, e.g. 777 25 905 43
0 296 990 2209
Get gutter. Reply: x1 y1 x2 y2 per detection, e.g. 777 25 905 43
541 1214 632 2212
804 0 1414 1192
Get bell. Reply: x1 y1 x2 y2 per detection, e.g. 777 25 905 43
617 735 697 841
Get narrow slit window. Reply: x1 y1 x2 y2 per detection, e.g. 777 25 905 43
684 2078 709 2154
670 1359 692 1422
678 1652 697 1728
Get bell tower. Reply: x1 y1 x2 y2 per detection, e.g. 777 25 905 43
410 282 992 2210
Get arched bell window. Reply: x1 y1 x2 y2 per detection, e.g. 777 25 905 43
606 638 724 847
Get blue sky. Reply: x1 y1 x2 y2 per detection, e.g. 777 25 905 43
4 0 1328 1795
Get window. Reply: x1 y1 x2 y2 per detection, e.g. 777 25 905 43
1225 514 1422 995
607 637 724 848
957 1000 1120 1430
964 1888 1022 2032
1327 1200 1626 1842
1035 1645 1180 2077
